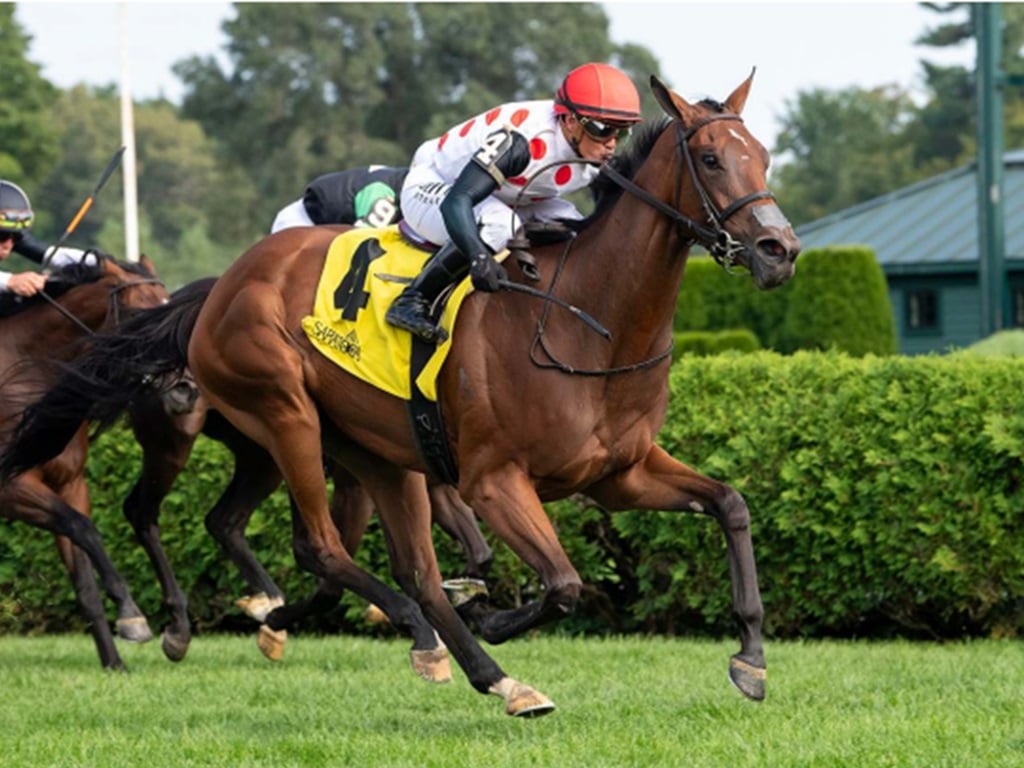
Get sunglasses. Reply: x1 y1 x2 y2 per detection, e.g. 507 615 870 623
578 116 632 142
0 232 18 244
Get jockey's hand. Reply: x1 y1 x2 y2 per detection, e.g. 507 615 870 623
7 271 48 297
470 253 507 293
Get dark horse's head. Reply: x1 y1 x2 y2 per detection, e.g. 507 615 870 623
587 71 800 290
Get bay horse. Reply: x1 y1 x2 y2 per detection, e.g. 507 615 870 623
0 255 168 669
0 73 799 714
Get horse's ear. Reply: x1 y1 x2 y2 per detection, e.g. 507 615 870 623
724 67 756 116
139 254 159 277
649 75 701 124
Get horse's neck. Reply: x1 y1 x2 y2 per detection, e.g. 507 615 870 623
566 164 692 349
22 283 110 358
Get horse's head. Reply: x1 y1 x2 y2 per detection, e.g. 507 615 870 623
650 71 800 289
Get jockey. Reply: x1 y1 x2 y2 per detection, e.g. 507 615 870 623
270 166 409 233
0 180 98 297
386 62 643 343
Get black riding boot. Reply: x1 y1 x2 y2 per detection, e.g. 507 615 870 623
386 241 469 343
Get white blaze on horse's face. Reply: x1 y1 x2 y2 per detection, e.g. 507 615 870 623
727 127 750 157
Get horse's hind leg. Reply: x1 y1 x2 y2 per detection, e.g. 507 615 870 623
203 430 287 623
125 400 203 661
586 444 766 701
53 536 123 670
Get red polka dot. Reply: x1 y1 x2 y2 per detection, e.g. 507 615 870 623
529 138 547 160
459 119 476 137
508 177 527 186
554 166 573 185
485 108 501 125
438 132 449 150
510 109 529 127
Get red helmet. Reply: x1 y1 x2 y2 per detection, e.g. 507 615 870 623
554 63 642 125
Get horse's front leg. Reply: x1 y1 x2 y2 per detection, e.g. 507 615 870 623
587 443 766 701
458 467 583 644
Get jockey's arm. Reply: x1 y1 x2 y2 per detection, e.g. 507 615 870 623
14 233 97 268
440 128 530 258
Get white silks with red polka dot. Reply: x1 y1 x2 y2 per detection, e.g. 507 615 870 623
401 99 596 252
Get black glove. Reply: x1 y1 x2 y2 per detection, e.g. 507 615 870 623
470 253 507 293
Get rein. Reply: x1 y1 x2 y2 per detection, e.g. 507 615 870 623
602 115 775 271
36 268 164 336
513 114 774 377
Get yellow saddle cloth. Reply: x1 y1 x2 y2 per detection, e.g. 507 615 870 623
302 226 491 402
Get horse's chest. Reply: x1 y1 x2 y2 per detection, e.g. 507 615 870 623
534 416 651 490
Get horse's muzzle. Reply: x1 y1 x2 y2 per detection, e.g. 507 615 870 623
751 232 800 290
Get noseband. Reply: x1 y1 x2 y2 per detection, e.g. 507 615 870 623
599 114 775 270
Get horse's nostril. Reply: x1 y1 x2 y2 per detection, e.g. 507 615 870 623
757 238 785 260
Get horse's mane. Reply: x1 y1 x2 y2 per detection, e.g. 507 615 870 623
572 117 673 231
570 98 734 232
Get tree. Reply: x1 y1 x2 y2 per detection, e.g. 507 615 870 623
771 85 919 226
33 85 247 284
910 3 1024 170
174 3 662 236
0 6 59 189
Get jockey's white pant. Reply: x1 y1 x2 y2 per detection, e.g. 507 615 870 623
400 164 581 253
270 199 314 234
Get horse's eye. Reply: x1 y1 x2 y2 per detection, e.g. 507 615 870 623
701 153 720 169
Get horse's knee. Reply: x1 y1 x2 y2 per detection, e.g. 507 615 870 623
714 486 751 532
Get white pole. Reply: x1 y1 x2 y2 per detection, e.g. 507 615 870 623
119 2 140 262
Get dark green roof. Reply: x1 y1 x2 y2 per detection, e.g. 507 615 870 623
794 149 1024 273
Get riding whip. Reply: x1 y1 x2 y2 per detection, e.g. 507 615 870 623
42 145 126 268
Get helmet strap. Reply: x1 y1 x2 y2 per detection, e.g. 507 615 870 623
559 115 585 158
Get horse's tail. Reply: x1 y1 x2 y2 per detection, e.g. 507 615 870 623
0 277 217 482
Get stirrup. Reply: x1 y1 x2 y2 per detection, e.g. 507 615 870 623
386 296 448 344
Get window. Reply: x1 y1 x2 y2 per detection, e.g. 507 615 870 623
905 289 939 333
1013 287 1024 327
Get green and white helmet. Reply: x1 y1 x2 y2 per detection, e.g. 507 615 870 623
0 180 34 234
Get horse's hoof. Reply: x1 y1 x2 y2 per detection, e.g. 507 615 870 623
729 655 766 701
410 646 452 683
364 603 390 625
488 676 556 717
116 616 154 644
235 592 285 623
441 577 489 607
160 630 190 662
257 624 287 661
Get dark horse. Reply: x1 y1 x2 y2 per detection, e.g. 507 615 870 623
1 74 799 713
0 255 168 669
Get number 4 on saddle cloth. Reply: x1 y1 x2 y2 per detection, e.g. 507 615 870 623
301 225 507 483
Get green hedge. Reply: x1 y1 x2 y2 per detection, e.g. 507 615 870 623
1 351 1021 640
780 246 897 356
676 247 897 357
675 255 790 349
673 329 762 359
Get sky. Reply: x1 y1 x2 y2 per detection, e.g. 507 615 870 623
13 0 975 150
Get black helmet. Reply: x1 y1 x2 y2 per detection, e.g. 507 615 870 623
0 180 34 234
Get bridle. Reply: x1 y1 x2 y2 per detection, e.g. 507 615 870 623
599 113 775 271
516 112 776 376
36 260 164 335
